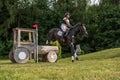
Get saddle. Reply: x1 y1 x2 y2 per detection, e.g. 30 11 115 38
57 29 69 37
57 30 63 37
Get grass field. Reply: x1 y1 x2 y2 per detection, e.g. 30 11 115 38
0 48 120 80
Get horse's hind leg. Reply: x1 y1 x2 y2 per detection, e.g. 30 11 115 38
46 33 53 45
46 40 52 45
46 40 49 44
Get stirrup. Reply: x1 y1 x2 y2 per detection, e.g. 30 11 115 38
64 33 67 37
65 30 69 36
62 38 65 42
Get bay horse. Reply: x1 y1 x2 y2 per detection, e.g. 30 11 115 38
46 23 88 62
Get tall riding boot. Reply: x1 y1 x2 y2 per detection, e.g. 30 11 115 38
65 30 69 37
61 32 65 42
63 32 66 37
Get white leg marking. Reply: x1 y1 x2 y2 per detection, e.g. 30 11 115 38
74 52 77 58
46 40 48 44
50 41 52 44
72 56 74 61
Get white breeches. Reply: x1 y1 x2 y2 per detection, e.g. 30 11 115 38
61 24 69 32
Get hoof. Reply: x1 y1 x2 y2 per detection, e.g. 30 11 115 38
55 60 58 63
72 60 74 63
38 58 42 62
35 60 37 63
76 57 79 61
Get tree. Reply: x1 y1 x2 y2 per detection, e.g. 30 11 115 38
84 0 120 52
0 0 19 55
0 0 120 56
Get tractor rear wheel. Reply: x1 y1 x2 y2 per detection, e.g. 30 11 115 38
14 47 29 63
9 49 16 63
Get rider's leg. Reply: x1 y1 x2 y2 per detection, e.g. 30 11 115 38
61 24 66 32
65 29 69 36
61 24 70 42
61 24 67 37
60 25 67 42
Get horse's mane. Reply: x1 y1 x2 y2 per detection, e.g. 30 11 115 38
74 22 82 27
71 22 82 30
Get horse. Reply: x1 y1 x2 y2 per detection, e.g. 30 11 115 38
46 22 88 62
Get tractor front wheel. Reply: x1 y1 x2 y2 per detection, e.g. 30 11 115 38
47 51 57 63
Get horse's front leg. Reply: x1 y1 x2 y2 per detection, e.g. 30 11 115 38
70 42 75 62
74 51 78 60
74 44 81 61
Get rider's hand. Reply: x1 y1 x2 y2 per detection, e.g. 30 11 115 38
69 25 73 28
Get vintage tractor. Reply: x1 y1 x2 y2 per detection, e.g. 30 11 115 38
9 28 58 63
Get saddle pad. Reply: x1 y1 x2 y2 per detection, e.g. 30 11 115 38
57 31 63 36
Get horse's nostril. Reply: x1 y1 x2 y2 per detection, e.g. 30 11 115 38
84 33 88 37
86 34 88 37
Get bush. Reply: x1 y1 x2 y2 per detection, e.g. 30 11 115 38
52 41 62 59
0 40 13 56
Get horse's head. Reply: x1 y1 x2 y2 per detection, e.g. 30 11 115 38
76 23 88 37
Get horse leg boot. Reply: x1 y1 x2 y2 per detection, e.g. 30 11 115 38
70 42 75 62
74 48 78 61
75 44 81 60
46 40 49 44
74 52 79 61
46 40 52 45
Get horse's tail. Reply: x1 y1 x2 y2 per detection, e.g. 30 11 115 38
46 35 52 44
46 30 53 44
46 28 59 44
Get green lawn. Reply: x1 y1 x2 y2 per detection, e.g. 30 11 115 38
0 48 120 80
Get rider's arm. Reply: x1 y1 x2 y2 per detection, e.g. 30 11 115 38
63 18 72 28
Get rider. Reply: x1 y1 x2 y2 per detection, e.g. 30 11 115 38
61 12 72 37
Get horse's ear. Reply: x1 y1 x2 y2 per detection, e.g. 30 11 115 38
81 24 83 26
78 22 81 24
80 23 83 26
82 24 86 26
77 22 82 26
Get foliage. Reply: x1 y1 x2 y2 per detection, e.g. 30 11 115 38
0 0 120 56
0 40 13 56
52 41 62 59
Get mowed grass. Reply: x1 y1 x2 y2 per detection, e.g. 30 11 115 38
0 48 120 80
